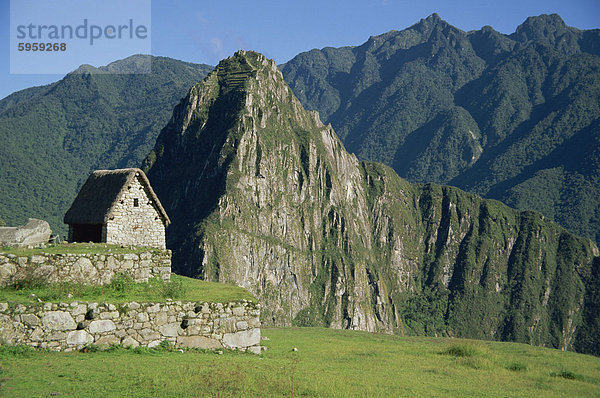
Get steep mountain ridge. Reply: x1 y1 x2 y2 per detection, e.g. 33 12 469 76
145 51 600 354
281 14 600 247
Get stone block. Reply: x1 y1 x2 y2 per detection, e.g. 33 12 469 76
66 330 93 345
99 311 119 320
41 311 76 331
154 312 168 326
71 257 98 283
30 327 43 341
236 321 248 330
176 336 221 349
122 336 140 348
247 346 262 355
137 312 149 322
30 255 45 264
148 340 161 348
216 318 237 333
95 335 119 346
47 331 67 341
0 303 8 312
20 314 40 326
147 304 160 313
139 329 161 341
159 323 181 337
222 328 261 349
0 219 51 248
71 304 87 316
232 307 245 317
88 320 116 334
106 256 119 270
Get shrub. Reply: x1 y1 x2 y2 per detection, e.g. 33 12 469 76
506 362 527 372
80 344 101 353
0 344 34 357
550 370 584 381
108 273 134 297
443 344 479 357
159 278 186 299
158 340 173 351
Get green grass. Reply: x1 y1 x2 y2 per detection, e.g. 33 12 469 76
0 242 166 256
0 327 598 397
0 274 256 304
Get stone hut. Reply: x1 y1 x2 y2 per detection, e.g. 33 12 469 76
64 168 170 249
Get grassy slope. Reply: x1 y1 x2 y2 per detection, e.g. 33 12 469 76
0 274 255 305
0 327 598 397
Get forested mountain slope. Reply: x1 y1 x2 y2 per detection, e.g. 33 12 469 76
0 55 212 236
281 14 600 246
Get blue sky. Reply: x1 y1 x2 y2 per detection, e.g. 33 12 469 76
1 0 599 100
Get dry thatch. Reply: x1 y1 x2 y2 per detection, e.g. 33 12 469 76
64 168 170 226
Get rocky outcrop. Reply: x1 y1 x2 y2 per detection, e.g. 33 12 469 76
0 300 260 353
0 250 171 287
144 51 600 354
0 219 51 248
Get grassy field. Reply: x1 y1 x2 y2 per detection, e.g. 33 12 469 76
0 274 256 304
1 327 598 397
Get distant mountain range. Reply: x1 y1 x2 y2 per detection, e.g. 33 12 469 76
282 13 600 247
0 55 212 237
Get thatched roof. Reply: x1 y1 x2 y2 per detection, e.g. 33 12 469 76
64 168 170 226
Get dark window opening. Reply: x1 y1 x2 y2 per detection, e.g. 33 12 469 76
71 224 103 243
134 198 139 207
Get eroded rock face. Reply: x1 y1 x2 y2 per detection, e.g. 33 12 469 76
145 51 600 353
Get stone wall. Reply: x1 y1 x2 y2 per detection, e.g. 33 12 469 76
0 250 171 288
0 300 261 353
105 174 167 249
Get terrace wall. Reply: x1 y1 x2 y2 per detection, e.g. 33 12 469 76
0 299 261 353
0 250 172 288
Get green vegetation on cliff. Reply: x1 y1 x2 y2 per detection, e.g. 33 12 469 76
145 51 600 355
281 13 600 247
1 328 599 396
0 55 212 237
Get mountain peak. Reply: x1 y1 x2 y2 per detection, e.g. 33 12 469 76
518 13 568 32
426 13 442 22
416 13 447 29
217 50 278 75
211 50 282 93
511 13 582 54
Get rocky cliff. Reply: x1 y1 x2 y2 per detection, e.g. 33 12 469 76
144 51 600 354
